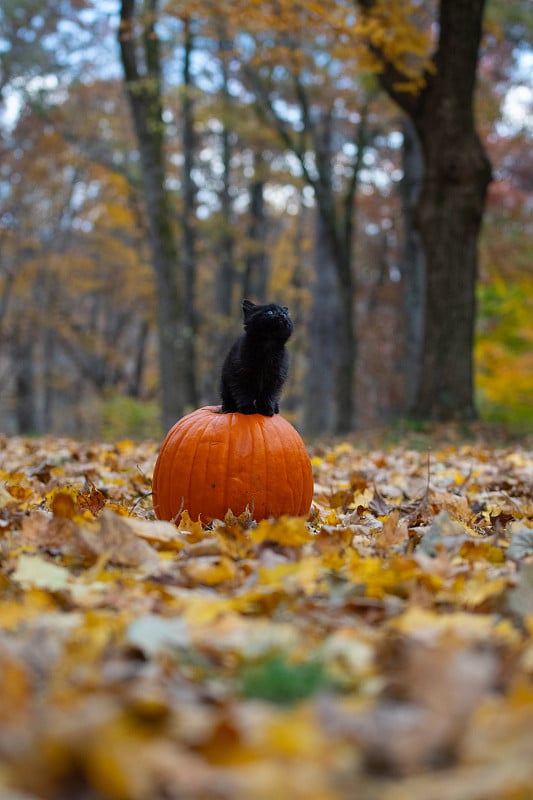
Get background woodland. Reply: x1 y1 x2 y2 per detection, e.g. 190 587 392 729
0 0 531 439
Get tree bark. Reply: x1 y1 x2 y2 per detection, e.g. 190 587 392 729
242 166 268 301
399 116 425 410
303 211 339 435
12 332 37 434
215 31 236 317
311 107 358 434
412 0 492 419
128 318 150 398
360 0 492 420
118 0 192 431
180 16 199 408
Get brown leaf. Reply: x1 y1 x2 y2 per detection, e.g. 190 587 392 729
430 489 471 522
75 510 161 570
77 477 106 516
369 486 394 516
374 509 409 550
50 490 78 519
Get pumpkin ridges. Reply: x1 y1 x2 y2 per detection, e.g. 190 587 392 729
152 406 313 524
247 415 262 519
226 412 252 517
287 417 309 516
185 409 220 521
281 418 299 514
286 419 302 513
262 417 287 516
258 417 269 518
164 423 189 520
222 412 238 516
154 407 205 520
208 410 233 521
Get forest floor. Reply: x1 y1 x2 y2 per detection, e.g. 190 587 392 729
1 426 533 800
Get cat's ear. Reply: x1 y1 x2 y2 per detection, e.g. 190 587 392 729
242 299 256 318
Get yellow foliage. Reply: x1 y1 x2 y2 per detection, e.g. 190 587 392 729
476 276 533 427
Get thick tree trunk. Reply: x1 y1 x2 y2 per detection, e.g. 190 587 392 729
360 0 492 421
410 1 492 419
414 130 490 418
399 116 425 410
118 0 191 431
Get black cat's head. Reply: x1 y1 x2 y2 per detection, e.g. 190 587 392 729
242 300 293 342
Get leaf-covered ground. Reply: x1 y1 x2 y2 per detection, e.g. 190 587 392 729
1 431 533 800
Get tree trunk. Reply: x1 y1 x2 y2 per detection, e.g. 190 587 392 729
180 16 199 408
128 318 150 398
360 0 492 420
399 116 425 410
242 171 268 300
215 32 236 316
118 0 191 431
334 252 356 433
13 332 37 434
411 0 492 419
41 323 56 432
303 211 339 435
309 107 361 433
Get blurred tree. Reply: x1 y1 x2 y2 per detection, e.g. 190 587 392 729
0 98 154 434
213 22 237 318
357 0 493 420
118 0 197 431
223 1 379 432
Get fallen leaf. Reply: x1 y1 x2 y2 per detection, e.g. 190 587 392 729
76 510 162 570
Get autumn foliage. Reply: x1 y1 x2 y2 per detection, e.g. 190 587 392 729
1 1 531 436
1 430 533 798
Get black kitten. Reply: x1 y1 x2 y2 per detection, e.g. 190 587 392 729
220 300 293 416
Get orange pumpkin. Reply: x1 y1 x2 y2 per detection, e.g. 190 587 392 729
152 406 313 524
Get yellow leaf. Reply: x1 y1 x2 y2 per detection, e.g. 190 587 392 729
262 706 325 757
177 510 205 541
257 557 324 595
459 574 508 609
184 555 237 586
0 481 16 508
0 589 57 630
390 607 520 646
323 510 338 525
250 516 312 546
